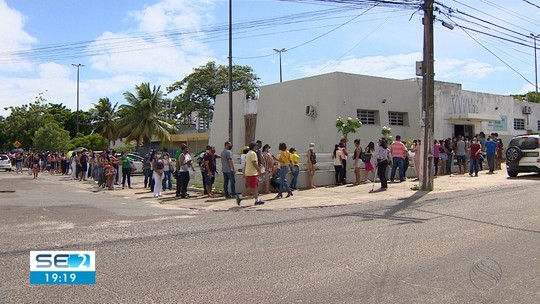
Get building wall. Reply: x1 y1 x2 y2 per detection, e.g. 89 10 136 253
212 72 540 155
255 72 423 153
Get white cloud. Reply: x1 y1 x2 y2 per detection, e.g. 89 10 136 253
0 0 36 72
0 0 220 117
297 52 505 84
297 52 422 80
88 0 217 77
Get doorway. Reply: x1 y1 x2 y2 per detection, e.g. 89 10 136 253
454 125 474 139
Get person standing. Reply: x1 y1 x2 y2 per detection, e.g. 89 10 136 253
152 157 165 198
277 142 293 198
364 142 376 182
339 139 348 184
79 151 88 181
469 138 481 177
306 143 317 189
444 138 454 175
176 147 195 199
143 152 153 188
289 147 300 190
203 146 218 198
32 153 40 179
332 144 343 185
120 151 133 189
390 135 407 182
433 140 440 176
412 140 421 181
455 136 467 174
485 136 498 174
236 142 264 206
261 144 274 194
221 141 236 198
375 138 390 191
161 153 172 191
352 139 363 185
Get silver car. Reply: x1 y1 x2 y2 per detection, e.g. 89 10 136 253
0 154 12 171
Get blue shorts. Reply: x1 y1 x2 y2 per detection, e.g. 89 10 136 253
203 173 215 185
456 155 466 163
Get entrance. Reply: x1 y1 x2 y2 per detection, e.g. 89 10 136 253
454 125 474 138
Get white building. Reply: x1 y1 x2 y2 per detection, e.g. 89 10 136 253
209 72 540 187
212 72 539 151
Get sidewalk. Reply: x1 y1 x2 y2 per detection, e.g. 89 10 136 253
28 168 538 212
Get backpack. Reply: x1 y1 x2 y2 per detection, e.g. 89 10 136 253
197 152 206 168
156 160 165 170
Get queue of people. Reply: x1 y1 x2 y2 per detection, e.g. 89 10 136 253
3 131 504 202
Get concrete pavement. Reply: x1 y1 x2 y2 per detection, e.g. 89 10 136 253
7 168 538 212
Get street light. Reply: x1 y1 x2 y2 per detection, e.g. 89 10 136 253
71 63 84 134
273 48 286 83
531 33 539 93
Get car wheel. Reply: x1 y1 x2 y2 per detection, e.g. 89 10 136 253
505 146 522 163
507 170 518 177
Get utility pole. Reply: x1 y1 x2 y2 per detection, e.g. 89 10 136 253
531 33 539 93
72 63 84 135
273 48 286 83
228 0 234 144
420 0 434 191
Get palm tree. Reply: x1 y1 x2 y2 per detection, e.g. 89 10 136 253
117 83 176 149
89 97 118 146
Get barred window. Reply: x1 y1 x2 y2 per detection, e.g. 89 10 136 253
513 118 525 130
357 110 377 125
388 112 407 126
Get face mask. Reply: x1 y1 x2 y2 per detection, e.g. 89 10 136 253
310 147 314 150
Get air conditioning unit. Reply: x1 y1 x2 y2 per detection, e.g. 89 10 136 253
306 105 317 117
522 106 532 114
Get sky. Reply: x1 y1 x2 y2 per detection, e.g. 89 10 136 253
1 0 540 117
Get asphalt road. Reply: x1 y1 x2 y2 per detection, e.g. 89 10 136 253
1 172 539 303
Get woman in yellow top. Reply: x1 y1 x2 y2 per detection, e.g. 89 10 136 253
288 147 300 190
277 142 293 198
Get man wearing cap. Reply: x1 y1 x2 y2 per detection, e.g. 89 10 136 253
236 142 264 206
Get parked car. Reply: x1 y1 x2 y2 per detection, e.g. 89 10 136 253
0 154 12 171
127 153 144 174
505 134 540 177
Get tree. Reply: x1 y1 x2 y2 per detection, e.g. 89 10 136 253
167 61 260 125
3 101 49 149
117 82 176 149
89 97 118 145
511 91 540 103
68 133 108 151
33 122 71 152
335 116 362 142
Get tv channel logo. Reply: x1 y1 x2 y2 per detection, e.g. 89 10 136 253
30 251 95 285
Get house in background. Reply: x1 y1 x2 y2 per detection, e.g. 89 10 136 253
211 71 539 153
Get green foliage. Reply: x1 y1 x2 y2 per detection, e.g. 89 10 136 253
114 144 136 153
33 122 71 152
512 91 540 103
3 101 49 149
89 97 118 143
167 61 260 125
117 82 176 149
68 133 108 151
335 116 362 140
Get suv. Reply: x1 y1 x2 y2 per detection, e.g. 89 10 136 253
505 134 540 177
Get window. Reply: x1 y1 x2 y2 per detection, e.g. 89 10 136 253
388 112 407 126
538 120 540 131
357 110 377 125
513 118 525 130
